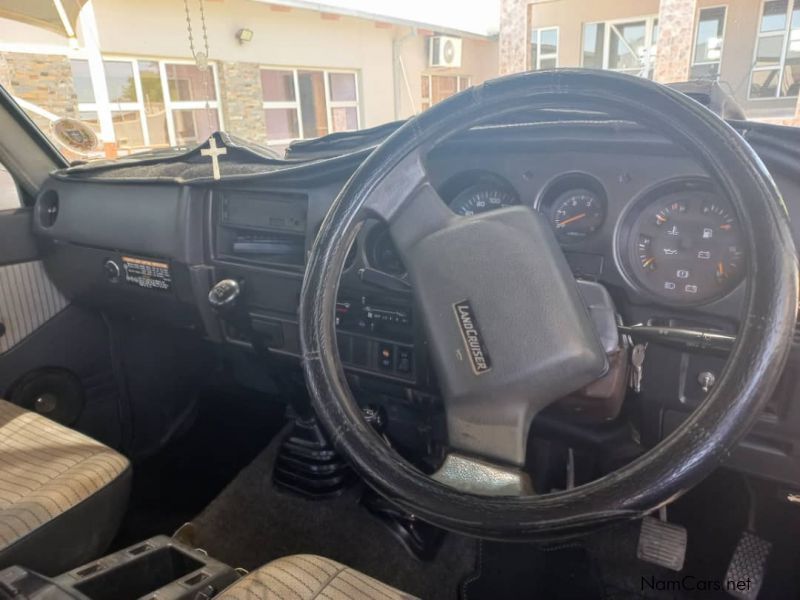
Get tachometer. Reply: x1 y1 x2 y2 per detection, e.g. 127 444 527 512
551 188 606 243
367 226 406 276
448 182 519 216
621 183 744 305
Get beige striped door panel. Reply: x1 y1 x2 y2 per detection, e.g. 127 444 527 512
217 554 418 600
0 261 68 355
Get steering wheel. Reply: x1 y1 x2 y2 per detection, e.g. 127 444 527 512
299 69 798 539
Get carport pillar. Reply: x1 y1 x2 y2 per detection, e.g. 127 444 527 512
78 1 116 157
499 0 530 75
654 0 698 84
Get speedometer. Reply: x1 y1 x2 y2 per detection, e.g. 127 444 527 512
448 182 519 216
620 182 745 305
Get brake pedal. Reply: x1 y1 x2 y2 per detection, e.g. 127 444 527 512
724 531 771 599
636 513 687 571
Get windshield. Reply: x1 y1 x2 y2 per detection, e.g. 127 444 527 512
1 0 798 162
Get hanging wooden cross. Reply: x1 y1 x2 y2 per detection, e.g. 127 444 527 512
201 137 227 181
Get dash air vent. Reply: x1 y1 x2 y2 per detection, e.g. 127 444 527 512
37 190 59 228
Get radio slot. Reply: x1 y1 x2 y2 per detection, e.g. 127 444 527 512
216 190 309 268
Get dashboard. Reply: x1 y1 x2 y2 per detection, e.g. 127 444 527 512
31 120 800 488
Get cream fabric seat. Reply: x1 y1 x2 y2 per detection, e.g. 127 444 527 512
217 554 418 600
0 399 131 574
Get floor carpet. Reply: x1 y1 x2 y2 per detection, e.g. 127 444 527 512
179 418 798 600
189 425 478 600
113 387 287 549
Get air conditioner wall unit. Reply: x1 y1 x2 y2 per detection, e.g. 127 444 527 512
429 35 463 68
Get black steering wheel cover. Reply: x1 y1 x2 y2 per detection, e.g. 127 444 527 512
299 69 798 538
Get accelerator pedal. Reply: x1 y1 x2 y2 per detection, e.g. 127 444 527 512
724 531 771 599
636 509 687 571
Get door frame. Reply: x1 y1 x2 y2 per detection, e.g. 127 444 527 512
0 84 67 201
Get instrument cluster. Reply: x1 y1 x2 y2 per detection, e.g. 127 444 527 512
363 171 744 307
614 178 744 305
444 171 609 244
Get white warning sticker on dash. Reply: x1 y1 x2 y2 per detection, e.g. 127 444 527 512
121 256 172 291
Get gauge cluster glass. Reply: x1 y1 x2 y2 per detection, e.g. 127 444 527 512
447 181 519 216
538 173 608 244
379 171 742 307
366 226 405 276
444 171 610 244
618 181 745 305
550 188 605 243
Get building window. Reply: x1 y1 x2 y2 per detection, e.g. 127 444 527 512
750 0 800 98
139 61 169 146
260 67 359 144
328 72 359 133
691 7 727 79
165 62 220 145
70 59 95 104
70 58 221 150
420 75 471 111
104 60 145 148
582 17 659 78
531 27 559 70
261 69 300 140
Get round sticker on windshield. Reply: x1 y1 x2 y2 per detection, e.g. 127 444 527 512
51 118 99 154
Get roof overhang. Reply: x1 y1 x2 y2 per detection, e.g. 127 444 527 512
0 0 88 38
251 0 495 39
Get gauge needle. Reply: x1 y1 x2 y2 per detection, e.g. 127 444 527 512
717 261 725 277
556 212 587 228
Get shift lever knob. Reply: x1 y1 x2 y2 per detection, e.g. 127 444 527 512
208 279 241 310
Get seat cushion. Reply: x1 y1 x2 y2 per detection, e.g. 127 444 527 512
217 554 418 600
0 399 131 574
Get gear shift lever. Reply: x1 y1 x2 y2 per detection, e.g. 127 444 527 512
208 279 242 311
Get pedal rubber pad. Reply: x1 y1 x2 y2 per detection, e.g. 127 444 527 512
636 516 687 571
725 531 771 599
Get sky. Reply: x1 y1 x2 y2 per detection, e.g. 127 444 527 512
304 0 501 35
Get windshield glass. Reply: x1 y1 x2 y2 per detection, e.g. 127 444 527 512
1 0 797 162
